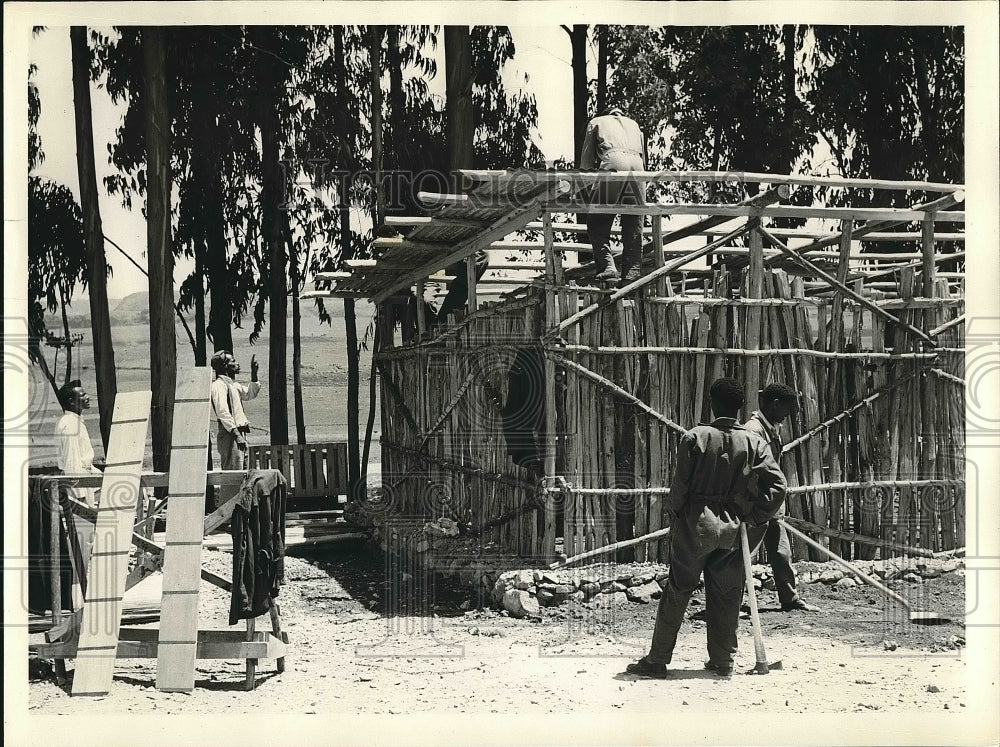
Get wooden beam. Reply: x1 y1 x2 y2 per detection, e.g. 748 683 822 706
762 190 965 268
758 226 936 346
156 368 212 693
72 390 152 697
552 224 748 336
373 181 571 303
459 168 965 194
549 201 965 223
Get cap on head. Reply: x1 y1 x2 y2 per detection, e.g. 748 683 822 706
709 377 745 414
211 350 234 375
760 382 800 412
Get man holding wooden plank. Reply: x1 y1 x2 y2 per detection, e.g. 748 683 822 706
626 378 786 678
744 383 819 613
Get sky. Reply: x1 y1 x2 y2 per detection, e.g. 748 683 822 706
28 25 581 302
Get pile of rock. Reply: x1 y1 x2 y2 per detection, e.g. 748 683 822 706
359 510 966 618
796 557 964 586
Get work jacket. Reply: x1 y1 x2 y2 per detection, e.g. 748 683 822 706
665 417 787 526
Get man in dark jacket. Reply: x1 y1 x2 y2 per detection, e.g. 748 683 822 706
579 105 647 286
744 383 819 613
626 378 787 678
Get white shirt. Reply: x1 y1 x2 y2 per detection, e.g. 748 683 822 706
56 411 99 474
55 410 101 506
211 375 261 433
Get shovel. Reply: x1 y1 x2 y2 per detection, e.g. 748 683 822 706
780 520 949 625
739 523 783 674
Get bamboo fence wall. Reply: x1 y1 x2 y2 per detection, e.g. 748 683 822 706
375 220 965 564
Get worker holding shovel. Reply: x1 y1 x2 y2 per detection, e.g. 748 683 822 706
626 378 787 679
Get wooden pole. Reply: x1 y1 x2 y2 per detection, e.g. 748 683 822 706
745 224 764 415
548 526 672 570
542 212 559 562
758 227 936 346
550 353 687 436
554 224 748 337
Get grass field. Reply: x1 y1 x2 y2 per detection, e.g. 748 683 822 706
28 300 381 468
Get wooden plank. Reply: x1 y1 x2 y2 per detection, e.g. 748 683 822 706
459 168 964 194
542 212 559 563
40 630 286 661
156 368 212 692
71 390 152 697
745 226 764 415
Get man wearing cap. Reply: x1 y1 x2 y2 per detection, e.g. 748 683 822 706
744 383 819 613
210 351 261 482
54 379 104 507
579 105 648 286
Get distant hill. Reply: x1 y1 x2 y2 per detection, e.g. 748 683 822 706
48 291 373 334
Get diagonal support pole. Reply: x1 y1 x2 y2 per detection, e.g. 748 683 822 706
546 351 687 436
551 223 749 338
758 227 935 347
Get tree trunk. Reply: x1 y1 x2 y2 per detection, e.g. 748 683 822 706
255 28 289 446
445 26 474 179
370 26 385 229
59 283 72 385
191 28 225 357
334 26 361 497
142 26 177 474
570 25 589 164
193 239 207 366
386 26 404 174
285 217 306 445
782 25 797 172
597 25 608 115
70 26 117 450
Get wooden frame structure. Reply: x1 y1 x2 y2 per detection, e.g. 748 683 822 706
32 371 288 693
309 170 966 564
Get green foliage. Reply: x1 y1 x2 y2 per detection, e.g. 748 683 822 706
806 26 964 207
28 176 89 349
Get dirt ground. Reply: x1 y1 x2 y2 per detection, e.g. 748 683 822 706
28 540 967 715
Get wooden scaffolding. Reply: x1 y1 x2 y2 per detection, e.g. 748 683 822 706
306 169 966 564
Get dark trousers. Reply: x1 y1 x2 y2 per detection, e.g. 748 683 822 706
585 180 644 279
216 425 246 509
647 506 748 667
764 519 799 607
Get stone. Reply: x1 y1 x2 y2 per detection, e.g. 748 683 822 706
459 600 472 611
580 575 601 586
536 590 556 607
926 684 940 693
502 589 540 619
883 639 898 652
580 581 601 598
626 581 662 604
941 559 962 574
920 567 942 579
570 590 585 603
835 577 858 589
540 573 561 586
820 569 845 584
629 573 655 587
610 581 628 593
654 571 670 582
515 570 535 590
493 571 520 606
903 572 923 584
551 584 575 596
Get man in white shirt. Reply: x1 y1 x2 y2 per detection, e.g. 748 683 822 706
210 351 261 495
54 379 104 608
54 379 104 507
